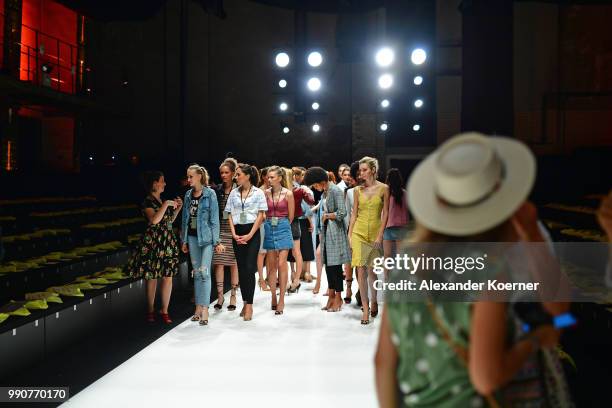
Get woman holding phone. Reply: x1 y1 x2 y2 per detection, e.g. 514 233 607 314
127 171 182 324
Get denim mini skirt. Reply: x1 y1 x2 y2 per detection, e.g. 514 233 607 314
263 217 294 250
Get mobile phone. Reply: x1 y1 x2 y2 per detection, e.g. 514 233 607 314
522 312 577 333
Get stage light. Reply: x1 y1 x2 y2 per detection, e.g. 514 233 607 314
413 124 421 131
311 102 320 110
414 99 424 108
41 63 53 73
312 123 320 133
278 79 287 88
279 102 288 112
89 156 93 161
112 155 116 160
283 126 290 134
380 99 390 108
375 47 394 67
413 76 423 85
307 51 323 67
411 48 427 65
380 123 389 132
275 52 290 68
307 77 321 92
378 73 393 89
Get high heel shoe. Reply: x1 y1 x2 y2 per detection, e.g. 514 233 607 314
370 303 379 318
361 306 369 325
146 312 155 323
199 309 209 326
159 312 172 324
258 278 270 292
243 306 253 321
288 283 301 294
214 282 224 310
344 279 353 304
190 314 200 322
227 286 238 311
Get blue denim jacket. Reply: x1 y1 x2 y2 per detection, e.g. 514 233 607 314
181 187 220 247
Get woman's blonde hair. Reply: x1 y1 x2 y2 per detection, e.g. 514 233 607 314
359 156 379 178
284 167 293 189
187 164 209 186
267 165 288 188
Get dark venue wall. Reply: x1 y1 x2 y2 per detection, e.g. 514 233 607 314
0 0 610 201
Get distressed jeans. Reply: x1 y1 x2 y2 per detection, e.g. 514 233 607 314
187 236 213 307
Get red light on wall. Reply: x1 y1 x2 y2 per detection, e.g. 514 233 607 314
6 140 14 171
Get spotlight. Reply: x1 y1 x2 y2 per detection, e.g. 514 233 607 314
278 79 287 88
380 99 390 108
307 51 323 67
413 76 423 85
375 47 394 67
411 48 427 65
311 102 320 111
275 52 290 68
380 123 389 132
307 77 321 92
112 155 116 160
279 102 288 112
378 73 393 89
283 126 290 134
89 156 94 161
414 99 424 108
41 63 53 73
413 124 421 131
312 123 320 133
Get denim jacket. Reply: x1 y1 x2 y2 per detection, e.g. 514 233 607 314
181 187 220 247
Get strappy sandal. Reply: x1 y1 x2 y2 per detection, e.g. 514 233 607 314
190 315 200 322
370 302 379 318
199 309 209 326
227 284 238 311
344 279 353 304
214 281 224 310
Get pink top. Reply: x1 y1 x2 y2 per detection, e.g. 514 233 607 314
266 189 289 218
387 189 408 228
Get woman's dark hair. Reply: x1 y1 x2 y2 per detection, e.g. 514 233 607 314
303 166 329 186
385 168 404 205
349 161 359 181
327 171 336 184
238 163 260 186
258 167 269 187
142 171 164 194
220 157 238 173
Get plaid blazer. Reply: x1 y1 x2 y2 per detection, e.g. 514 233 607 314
321 183 351 266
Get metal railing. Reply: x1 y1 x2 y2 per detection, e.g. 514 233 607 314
0 12 89 95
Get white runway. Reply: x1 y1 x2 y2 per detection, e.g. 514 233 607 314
62 275 380 407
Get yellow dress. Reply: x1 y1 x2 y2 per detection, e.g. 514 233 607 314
351 184 385 267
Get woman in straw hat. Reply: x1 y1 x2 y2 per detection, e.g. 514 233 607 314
375 133 571 407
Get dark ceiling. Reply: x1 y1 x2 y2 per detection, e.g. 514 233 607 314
54 0 612 21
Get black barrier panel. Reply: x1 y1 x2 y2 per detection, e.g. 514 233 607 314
0 320 44 379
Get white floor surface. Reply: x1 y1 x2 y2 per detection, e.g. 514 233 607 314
61 273 380 407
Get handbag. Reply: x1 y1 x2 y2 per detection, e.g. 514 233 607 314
425 300 573 408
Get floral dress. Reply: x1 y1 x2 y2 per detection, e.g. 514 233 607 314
126 196 179 280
